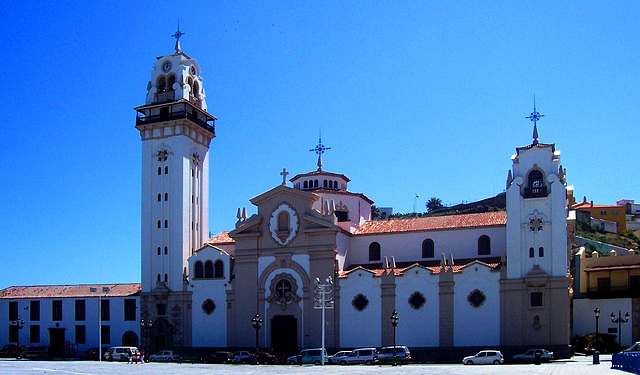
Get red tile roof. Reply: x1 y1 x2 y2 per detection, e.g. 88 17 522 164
0 283 141 299
353 211 506 235
206 231 235 244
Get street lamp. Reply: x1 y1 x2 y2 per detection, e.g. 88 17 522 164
314 276 334 366
594 308 600 348
610 310 630 348
390 310 399 360
11 318 24 358
251 313 263 355
140 319 153 360
90 286 110 361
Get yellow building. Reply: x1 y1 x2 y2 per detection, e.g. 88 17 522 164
572 197 627 234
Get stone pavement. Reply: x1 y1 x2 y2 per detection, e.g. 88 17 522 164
0 355 626 375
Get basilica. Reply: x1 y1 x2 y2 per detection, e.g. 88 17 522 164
134 37 572 360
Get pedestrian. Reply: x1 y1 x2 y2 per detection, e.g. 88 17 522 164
127 348 132 364
140 349 145 364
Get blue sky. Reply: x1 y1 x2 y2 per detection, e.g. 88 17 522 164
1 1 638 288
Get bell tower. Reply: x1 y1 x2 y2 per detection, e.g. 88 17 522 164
501 104 570 356
135 29 215 350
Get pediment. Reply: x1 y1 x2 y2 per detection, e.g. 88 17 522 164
250 185 317 206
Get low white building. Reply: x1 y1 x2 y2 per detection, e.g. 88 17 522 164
0 284 140 355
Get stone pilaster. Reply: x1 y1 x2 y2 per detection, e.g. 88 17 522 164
439 267 455 347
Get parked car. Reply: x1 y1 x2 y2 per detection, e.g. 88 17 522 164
256 352 276 365
0 344 25 358
375 346 411 364
149 350 180 362
328 350 351 364
201 351 234 364
339 348 377 365
234 350 251 364
624 342 640 353
463 350 504 365
513 348 554 362
78 347 109 361
272 350 291 364
103 346 140 362
286 348 328 365
20 345 53 360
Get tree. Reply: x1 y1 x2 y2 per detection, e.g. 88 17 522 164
426 197 443 213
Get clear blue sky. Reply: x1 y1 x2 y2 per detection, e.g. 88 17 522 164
1 1 638 288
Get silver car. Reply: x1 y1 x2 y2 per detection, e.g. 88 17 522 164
463 350 503 365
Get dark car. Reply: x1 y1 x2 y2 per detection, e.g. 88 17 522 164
272 350 291 364
21 346 53 360
201 351 234 364
0 344 25 358
256 352 276 365
78 347 109 361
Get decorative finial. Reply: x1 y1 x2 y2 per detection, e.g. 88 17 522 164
525 95 544 145
309 129 331 171
280 168 289 186
172 22 185 53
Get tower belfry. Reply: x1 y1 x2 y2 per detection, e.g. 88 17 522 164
135 30 215 349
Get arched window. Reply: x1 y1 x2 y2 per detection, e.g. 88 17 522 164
164 274 168 282
529 247 534 258
157 167 161 175
157 193 161 202
157 220 161 228
157 247 161 255
164 166 169 174
204 260 214 278
526 170 546 197
157 274 161 283
187 77 194 96
369 242 381 261
164 246 167 255
323 179 328 188
194 261 203 279
478 235 491 255
156 76 166 93
422 239 435 258
164 193 168 201
303 181 308 189
164 220 168 228
214 260 224 279
277 211 289 232
314 179 318 188
193 81 200 100
166 74 176 93
334 180 339 189
328 180 333 189
539 247 544 257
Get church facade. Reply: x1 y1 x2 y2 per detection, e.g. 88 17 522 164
134 40 572 359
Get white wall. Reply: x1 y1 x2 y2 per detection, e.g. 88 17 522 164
453 264 501 346
573 298 634 347
394 267 440 347
339 271 381 347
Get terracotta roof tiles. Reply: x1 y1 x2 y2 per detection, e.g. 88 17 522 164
354 211 506 235
206 231 235 244
0 283 141 299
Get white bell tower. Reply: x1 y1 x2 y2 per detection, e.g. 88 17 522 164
135 29 215 349
501 104 570 354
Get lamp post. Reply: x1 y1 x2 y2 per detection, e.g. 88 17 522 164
611 310 630 348
251 313 263 355
90 286 110 361
313 276 334 366
594 308 600 349
140 319 153 360
11 318 24 358
390 310 399 360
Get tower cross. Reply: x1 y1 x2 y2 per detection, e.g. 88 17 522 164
526 96 544 145
309 132 331 171
172 25 185 53
280 168 289 186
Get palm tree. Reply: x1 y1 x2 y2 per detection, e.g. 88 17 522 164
426 197 443 213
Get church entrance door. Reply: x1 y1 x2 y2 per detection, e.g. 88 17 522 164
271 315 297 355
48 328 65 353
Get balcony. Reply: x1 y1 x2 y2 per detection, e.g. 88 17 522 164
587 285 640 299
136 110 215 135
524 186 548 198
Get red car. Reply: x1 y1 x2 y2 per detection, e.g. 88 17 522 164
256 352 276 365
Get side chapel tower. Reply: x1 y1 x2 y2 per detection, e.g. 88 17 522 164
502 111 571 355
135 31 215 350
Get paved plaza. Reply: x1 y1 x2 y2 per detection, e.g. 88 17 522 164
0 355 627 375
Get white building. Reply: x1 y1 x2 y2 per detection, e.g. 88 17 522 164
0 284 140 355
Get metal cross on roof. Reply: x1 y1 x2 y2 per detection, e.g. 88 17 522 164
526 96 544 145
310 132 331 171
172 24 185 53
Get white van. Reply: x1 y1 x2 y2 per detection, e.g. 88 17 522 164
104 346 139 361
